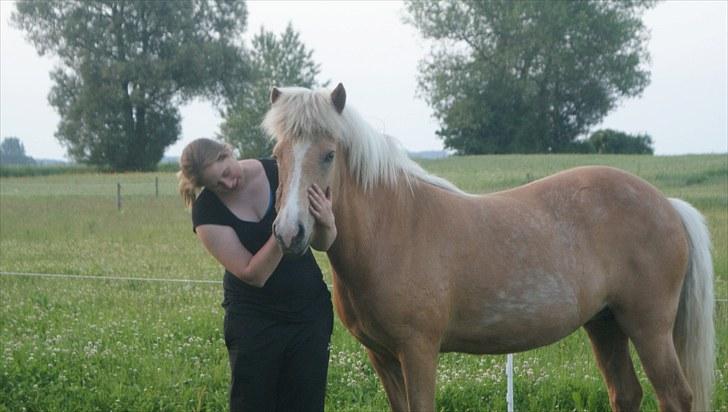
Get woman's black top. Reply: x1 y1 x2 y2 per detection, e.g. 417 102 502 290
192 158 330 322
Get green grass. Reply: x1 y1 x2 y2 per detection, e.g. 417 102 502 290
1 154 726 411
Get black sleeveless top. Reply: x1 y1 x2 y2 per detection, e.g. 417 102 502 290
192 158 330 321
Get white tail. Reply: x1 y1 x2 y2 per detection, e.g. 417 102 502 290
669 198 715 412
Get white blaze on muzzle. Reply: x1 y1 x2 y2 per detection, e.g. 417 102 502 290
274 141 311 251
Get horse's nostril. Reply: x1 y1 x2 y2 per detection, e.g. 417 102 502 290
291 223 306 248
272 223 285 246
294 223 305 244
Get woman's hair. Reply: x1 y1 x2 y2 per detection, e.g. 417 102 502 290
177 138 234 208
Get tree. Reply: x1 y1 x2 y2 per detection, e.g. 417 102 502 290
589 129 654 154
0 137 35 165
404 1 655 154
219 23 326 158
13 1 249 171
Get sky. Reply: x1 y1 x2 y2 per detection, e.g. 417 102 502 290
1 1 726 161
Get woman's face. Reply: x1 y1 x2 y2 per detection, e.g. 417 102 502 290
200 153 242 194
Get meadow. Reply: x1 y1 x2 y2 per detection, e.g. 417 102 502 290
1 154 726 411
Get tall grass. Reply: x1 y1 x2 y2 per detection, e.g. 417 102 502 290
1 154 726 411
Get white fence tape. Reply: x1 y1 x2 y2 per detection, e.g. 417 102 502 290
0 270 336 290
0 270 221 284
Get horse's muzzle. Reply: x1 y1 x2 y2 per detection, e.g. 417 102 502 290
273 222 307 256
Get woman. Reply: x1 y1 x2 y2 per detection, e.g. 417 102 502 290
177 138 336 412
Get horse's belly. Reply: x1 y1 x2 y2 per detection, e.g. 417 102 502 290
442 272 591 354
441 309 582 354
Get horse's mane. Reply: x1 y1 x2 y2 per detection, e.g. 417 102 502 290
261 87 464 194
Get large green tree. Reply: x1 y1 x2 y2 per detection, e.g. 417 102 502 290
219 23 325 158
405 1 655 154
13 1 249 170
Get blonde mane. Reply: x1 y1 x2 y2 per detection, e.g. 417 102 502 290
261 87 463 194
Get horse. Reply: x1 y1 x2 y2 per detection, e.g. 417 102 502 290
262 84 715 412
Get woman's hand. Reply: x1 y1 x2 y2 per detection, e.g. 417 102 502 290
308 184 335 229
308 184 337 251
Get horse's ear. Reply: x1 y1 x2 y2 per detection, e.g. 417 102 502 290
331 83 346 114
270 87 281 104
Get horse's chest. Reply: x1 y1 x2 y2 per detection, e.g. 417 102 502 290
332 284 411 352
334 298 388 352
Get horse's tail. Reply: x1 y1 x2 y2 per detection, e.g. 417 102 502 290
669 198 715 412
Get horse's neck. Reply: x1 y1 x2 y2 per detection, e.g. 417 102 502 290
327 172 424 285
331 174 400 249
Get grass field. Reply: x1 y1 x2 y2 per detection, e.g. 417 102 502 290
1 154 726 411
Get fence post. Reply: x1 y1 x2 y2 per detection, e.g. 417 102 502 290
117 182 122 211
507 353 514 412
155 176 159 198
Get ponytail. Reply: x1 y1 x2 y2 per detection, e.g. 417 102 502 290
177 170 199 208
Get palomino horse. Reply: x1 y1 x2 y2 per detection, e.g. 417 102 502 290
263 84 715 412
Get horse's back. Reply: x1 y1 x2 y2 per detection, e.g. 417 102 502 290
498 165 662 207
495 166 685 242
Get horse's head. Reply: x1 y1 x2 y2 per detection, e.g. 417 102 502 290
263 84 347 255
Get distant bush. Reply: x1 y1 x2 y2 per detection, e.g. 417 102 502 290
157 162 180 173
588 129 654 154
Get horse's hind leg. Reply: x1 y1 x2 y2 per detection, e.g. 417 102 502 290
614 297 692 412
367 349 407 412
584 312 643 412
628 330 692 412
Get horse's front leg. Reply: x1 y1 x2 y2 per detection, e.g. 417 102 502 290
367 349 408 412
398 338 439 412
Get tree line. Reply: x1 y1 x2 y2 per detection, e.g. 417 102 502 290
11 0 655 171
0 137 35 165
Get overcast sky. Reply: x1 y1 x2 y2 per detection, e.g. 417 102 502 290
1 1 726 160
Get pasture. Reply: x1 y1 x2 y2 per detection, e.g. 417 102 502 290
1 154 726 411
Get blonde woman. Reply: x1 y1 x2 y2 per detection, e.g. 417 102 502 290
178 138 335 412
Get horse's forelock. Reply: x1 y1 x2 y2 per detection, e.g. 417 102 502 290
262 88 343 144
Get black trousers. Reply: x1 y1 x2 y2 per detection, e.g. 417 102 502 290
224 305 333 412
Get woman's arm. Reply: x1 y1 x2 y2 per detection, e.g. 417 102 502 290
196 225 282 287
308 184 337 251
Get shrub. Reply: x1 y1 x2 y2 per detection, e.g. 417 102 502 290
588 129 654 154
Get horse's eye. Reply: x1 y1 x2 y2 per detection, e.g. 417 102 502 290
323 151 335 163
